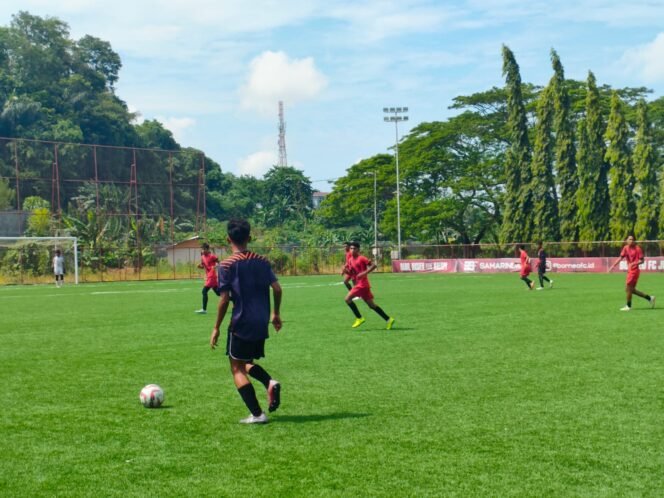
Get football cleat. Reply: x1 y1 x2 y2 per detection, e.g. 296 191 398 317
239 413 268 424
352 317 366 328
386 317 395 330
268 381 281 413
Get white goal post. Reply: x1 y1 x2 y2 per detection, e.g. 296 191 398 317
0 236 79 285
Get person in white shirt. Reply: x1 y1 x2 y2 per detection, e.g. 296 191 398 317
53 249 65 287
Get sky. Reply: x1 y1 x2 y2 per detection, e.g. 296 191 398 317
1 1 664 191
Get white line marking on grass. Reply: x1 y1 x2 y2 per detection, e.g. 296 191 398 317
91 288 187 295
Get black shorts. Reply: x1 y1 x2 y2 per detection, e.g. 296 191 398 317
226 329 265 361
538 267 546 275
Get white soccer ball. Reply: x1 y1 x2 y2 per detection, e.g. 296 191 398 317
139 384 164 408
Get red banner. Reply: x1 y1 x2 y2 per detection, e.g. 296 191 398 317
393 257 664 273
392 259 457 273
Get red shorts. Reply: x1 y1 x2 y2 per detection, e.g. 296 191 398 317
626 271 640 287
205 276 218 288
520 269 531 277
349 286 373 301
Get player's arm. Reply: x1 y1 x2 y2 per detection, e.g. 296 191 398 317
356 260 377 279
608 255 624 272
210 290 230 349
271 281 282 332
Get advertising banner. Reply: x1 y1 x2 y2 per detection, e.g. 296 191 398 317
392 259 457 273
393 257 664 273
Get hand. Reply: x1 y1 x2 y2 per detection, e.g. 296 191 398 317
210 327 220 349
271 314 282 332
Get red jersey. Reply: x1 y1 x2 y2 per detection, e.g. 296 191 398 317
201 252 219 287
344 249 353 273
620 245 643 274
348 254 372 289
519 249 531 277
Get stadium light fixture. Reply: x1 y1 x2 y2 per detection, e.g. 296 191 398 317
383 106 408 260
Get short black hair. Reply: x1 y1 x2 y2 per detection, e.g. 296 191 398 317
227 219 251 244
518 244 525 250
201 242 210 251
349 240 360 249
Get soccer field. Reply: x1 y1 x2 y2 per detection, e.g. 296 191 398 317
1 273 663 497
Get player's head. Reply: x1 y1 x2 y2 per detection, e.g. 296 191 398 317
55 249 61 256
537 240 543 249
344 241 351 250
349 241 360 255
517 244 525 251
201 242 211 253
626 234 636 246
227 219 251 245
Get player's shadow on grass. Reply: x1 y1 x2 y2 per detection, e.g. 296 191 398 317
275 412 370 424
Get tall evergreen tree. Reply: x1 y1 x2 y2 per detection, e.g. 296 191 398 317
633 100 659 240
530 85 560 241
549 49 578 241
499 45 533 243
606 92 635 240
576 72 610 242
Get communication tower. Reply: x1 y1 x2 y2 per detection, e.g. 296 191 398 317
278 101 288 167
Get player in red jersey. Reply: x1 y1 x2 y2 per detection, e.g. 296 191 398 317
517 244 535 290
344 241 395 330
195 242 221 314
609 234 655 311
341 241 354 291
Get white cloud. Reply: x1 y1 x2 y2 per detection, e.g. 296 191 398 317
621 33 664 83
236 150 277 177
239 51 327 115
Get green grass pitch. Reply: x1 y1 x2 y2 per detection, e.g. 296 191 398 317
1 272 663 497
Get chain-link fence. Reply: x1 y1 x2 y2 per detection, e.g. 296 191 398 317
3 240 663 285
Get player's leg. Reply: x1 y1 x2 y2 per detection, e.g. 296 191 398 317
345 289 364 327
521 276 533 289
343 273 352 291
365 297 395 330
195 286 210 313
245 362 281 413
231 358 264 420
632 287 654 306
623 283 634 310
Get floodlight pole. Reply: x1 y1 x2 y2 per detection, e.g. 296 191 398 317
383 107 408 260
373 170 378 255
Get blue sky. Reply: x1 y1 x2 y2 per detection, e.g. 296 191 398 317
1 1 663 191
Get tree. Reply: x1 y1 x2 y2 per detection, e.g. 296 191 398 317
576 72 610 242
550 49 578 242
135 119 179 150
0 177 15 209
499 45 533 243
631 101 659 240
261 166 313 228
74 35 121 91
22 196 51 236
318 154 393 231
530 85 560 242
605 92 635 240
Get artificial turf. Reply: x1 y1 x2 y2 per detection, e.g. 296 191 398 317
1 272 663 496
